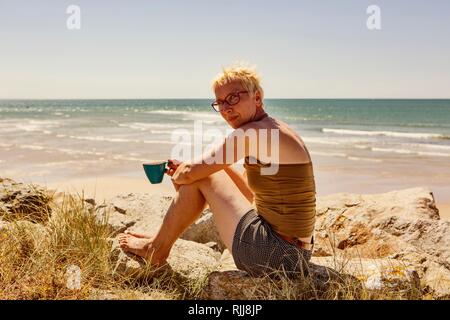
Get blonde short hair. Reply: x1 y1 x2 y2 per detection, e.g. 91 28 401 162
212 62 264 99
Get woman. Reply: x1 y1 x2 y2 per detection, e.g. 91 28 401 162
119 64 316 277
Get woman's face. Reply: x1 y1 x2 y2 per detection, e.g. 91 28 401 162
214 81 262 129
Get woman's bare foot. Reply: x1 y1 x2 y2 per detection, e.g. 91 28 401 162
124 230 152 238
118 233 168 265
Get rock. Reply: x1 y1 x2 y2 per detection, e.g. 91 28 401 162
202 266 349 300
421 261 450 300
104 193 223 248
106 193 173 236
314 188 445 256
218 249 237 271
73 193 172 237
313 188 449 296
88 288 173 300
0 220 10 239
205 249 330 299
165 239 221 279
94 204 136 236
110 237 150 279
84 198 96 206
16 220 48 238
201 270 262 300
202 252 421 300
110 237 220 281
0 177 53 222
204 242 221 251
180 210 225 251
0 220 49 258
310 257 420 293
0 219 48 238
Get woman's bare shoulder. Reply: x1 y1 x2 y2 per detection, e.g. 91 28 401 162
240 115 280 131
269 118 311 163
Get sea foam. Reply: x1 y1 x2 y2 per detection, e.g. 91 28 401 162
322 128 447 140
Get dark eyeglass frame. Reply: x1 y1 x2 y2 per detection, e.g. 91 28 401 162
211 91 249 112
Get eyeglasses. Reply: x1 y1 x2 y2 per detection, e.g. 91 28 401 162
211 91 248 112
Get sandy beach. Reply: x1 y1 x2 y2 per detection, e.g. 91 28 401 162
46 175 174 203
437 203 450 220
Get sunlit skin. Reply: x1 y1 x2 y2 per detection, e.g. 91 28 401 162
118 80 313 265
214 81 265 129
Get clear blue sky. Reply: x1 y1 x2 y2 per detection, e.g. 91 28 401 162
1 0 449 99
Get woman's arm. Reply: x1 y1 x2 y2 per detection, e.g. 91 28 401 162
171 161 226 185
172 161 254 203
172 127 252 185
224 165 254 203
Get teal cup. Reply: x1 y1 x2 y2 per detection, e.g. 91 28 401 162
143 161 168 184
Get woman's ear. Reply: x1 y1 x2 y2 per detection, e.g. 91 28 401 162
254 90 263 107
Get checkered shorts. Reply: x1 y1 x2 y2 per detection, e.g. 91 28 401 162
231 209 313 278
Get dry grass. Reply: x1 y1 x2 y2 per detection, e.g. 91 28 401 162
240 260 423 300
0 184 426 300
233 231 424 300
0 190 203 300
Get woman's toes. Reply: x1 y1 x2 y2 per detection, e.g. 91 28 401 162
119 240 128 248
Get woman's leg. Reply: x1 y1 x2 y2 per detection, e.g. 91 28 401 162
119 170 253 264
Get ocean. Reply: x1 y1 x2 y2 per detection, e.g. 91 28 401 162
1 99 450 201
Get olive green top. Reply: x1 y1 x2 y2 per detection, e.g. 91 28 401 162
243 156 316 238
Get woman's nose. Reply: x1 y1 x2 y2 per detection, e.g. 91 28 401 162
220 104 233 113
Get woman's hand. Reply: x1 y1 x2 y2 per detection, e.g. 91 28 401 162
165 159 182 191
171 161 192 185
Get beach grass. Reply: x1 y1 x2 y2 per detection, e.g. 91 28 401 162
237 260 423 300
0 191 196 299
